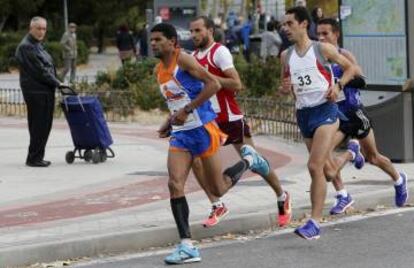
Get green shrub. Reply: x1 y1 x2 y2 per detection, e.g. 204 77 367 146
44 41 64 68
0 32 24 44
81 54 283 111
76 25 94 47
77 40 89 64
92 58 165 111
234 54 282 97
0 41 20 72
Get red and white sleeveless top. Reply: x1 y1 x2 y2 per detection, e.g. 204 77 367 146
285 41 334 109
193 42 243 123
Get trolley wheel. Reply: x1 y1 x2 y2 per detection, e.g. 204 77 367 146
84 150 93 162
100 150 107 162
92 150 101 164
65 151 75 164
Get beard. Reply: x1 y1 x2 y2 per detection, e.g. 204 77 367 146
196 36 209 49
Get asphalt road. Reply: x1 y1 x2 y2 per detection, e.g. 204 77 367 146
72 207 414 268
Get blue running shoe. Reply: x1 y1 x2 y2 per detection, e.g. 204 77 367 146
347 139 365 169
294 219 320 240
395 172 408 207
240 145 270 177
164 243 201 265
329 194 354 215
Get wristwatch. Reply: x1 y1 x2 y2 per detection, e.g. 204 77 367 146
184 104 193 114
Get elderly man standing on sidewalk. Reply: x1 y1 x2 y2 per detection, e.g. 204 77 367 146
60 22 77 83
15 16 63 167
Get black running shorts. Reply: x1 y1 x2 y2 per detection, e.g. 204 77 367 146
339 106 372 139
217 118 252 146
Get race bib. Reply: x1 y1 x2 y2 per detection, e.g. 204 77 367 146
291 67 327 95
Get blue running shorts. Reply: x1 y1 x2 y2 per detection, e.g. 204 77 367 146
296 102 340 138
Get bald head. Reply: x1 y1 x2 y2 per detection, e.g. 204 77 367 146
29 16 47 41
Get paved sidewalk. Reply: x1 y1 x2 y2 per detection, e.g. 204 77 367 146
0 116 412 267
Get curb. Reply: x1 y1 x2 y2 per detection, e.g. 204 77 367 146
0 186 409 268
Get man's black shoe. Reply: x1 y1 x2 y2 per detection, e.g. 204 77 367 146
26 160 51 167
42 160 51 166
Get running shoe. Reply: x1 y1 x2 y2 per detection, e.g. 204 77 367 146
329 194 354 215
294 219 320 240
277 191 292 227
202 204 229 228
164 243 201 265
240 145 270 177
347 139 365 169
395 172 408 207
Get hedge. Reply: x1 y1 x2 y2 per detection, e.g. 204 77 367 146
84 54 283 111
0 36 89 72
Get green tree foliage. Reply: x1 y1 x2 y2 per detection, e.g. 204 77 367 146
1 0 149 51
285 0 338 17
234 54 282 97
0 0 45 32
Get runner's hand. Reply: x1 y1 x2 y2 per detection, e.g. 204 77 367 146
158 117 172 138
170 108 188 126
326 84 340 102
279 77 293 94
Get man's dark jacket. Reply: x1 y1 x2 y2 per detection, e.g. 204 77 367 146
15 34 60 93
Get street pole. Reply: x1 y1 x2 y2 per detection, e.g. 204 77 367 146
63 0 68 32
146 9 154 57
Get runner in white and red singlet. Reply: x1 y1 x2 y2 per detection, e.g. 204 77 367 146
280 7 358 240
189 16 292 228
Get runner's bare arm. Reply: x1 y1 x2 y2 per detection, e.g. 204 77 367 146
340 49 363 76
279 50 292 94
178 52 220 109
214 68 242 92
321 43 356 87
321 43 356 101
169 52 220 125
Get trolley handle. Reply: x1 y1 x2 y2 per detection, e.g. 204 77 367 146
59 85 85 112
58 85 78 96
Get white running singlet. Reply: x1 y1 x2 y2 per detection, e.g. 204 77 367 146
285 42 334 109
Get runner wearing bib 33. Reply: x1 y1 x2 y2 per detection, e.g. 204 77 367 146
280 7 357 240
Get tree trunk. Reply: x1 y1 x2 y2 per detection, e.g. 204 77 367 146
97 26 105 54
0 16 8 33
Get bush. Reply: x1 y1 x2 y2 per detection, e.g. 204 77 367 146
77 40 89 64
44 41 64 68
0 35 90 72
94 58 165 111
0 32 24 44
234 54 282 97
76 25 94 47
0 42 19 72
83 53 283 111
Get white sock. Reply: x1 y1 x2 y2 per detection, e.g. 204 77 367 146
277 192 287 201
243 155 254 167
347 150 356 161
394 176 403 186
337 189 348 197
181 239 193 247
212 200 223 208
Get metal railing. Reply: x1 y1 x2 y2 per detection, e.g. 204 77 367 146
0 88 135 122
0 88 301 142
238 97 302 142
